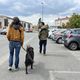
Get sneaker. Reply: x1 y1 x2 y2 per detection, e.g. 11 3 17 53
39 51 42 54
26 72 28 74
8 67 12 71
39 50 42 54
43 53 46 56
15 67 20 71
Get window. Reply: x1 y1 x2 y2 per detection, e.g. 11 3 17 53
0 22 2 28
4 19 8 26
78 30 80 34
72 30 80 34
24 23 26 28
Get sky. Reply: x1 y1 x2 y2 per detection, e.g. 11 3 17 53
0 0 80 25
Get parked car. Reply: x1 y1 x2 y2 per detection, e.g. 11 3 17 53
50 30 58 39
0 29 7 35
48 29 53 38
48 29 57 38
53 29 66 44
51 29 60 40
63 29 80 50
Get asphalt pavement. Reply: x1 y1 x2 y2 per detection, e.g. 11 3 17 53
0 32 80 80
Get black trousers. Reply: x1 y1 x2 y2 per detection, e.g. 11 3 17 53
39 40 47 54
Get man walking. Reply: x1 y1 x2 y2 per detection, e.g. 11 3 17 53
38 22 48 55
7 17 24 71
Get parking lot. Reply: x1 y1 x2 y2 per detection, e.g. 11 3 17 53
0 32 80 80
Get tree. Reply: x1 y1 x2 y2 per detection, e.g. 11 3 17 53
66 13 80 28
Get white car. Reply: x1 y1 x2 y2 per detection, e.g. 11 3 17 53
51 30 59 40
53 29 66 44
48 29 58 38
48 29 53 38
0 29 7 35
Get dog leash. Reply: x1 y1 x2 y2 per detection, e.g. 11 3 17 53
22 47 26 52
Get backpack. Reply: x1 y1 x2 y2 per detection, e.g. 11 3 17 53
39 29 48 40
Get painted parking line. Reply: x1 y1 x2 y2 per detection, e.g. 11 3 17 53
54 70 80 74
49 70 80 80
0 36 36 66
49 71 55 80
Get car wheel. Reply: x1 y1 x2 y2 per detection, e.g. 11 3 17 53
56 38 62 44
68 42 78 50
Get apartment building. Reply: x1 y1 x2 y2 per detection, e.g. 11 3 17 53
55 17 69 27
0 16 31 30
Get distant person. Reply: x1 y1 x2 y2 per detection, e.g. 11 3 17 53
38 22 48 55
7 17 24 71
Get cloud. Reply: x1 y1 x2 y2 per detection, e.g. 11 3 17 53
19 14 58 25
0 0 77 16
11 2 28 12
0 0 8 4
0 0 80 25
74 0 80 5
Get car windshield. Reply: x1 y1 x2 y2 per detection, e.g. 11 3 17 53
72 30 80 34
63 30 71 34
64 29 80 34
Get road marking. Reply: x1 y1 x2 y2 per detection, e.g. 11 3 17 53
0 36 36 66
49 71 55 80
49 70 80 80
54 70 80 74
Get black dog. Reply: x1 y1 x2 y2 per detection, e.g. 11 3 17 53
24 47 34 74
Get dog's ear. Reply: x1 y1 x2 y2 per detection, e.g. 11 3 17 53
30 47 34 52
32 48 34 51
32 47 33 50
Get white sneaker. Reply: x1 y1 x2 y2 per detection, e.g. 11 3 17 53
8 67 12 71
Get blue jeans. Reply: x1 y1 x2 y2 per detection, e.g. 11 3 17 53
9 41 21 68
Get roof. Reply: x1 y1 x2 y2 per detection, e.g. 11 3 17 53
0 15 32 24
0 15 13 20
55 17 69 21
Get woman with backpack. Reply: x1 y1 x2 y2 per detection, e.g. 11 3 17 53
38 22 48 55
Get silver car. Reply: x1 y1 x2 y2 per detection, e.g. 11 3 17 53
53 29 66 44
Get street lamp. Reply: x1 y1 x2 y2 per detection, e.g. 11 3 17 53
41 2 44 22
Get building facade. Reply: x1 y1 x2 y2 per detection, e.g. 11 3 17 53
0 16 13 29
55 17 69 27
0 16 32 31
